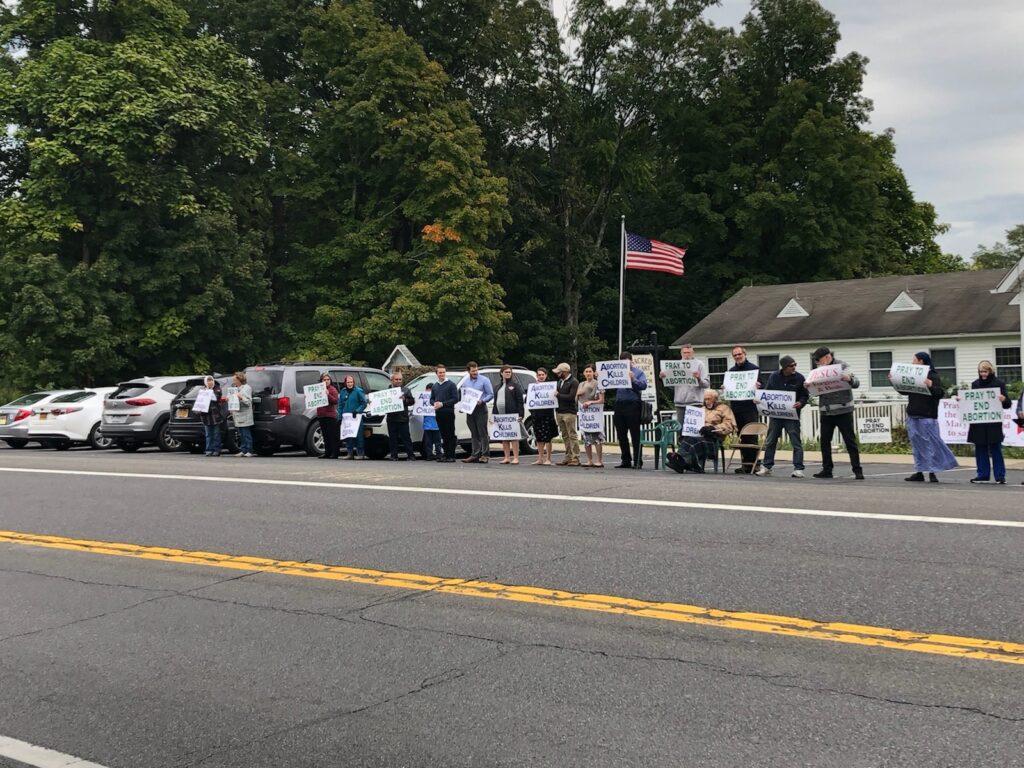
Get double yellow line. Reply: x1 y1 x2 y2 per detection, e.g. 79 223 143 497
4 528 1023 665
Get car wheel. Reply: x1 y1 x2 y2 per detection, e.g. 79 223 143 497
156 419 181 452
88 422 114 450
116 439 140 453
5 439 28 449
305 422 325 457
519 417 538 455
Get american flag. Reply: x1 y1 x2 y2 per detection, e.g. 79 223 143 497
625 232 686 276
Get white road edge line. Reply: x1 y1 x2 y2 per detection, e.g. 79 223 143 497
0 734 110 768
2 466 1023 529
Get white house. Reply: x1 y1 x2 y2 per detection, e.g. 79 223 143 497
673 267 1023 398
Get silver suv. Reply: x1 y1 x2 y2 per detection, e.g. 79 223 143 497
103 376 198 452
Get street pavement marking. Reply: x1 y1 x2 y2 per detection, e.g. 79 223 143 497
3 529 1024 665
0 734 110 767
0 466 1023 528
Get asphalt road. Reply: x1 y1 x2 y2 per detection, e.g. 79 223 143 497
1 444 1023 767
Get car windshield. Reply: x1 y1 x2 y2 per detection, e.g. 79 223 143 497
50 391 95 404
4 392 52 407
246 369 284 395
110 383 151 400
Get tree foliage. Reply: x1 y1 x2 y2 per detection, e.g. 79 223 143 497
972 225 1024 271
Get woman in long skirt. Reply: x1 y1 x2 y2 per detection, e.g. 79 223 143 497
898 352 959 482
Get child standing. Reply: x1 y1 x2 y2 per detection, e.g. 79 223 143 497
422 383 443 460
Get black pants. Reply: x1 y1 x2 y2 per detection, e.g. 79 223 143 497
318 416 339 458
733 408 759 472
388 420 415 459
613 401 642 466
820 411 861 472
436 410 457 458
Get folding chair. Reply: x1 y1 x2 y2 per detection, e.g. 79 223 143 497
725 422 769 472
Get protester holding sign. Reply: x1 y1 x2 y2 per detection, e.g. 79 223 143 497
612 352 648 469
315 373 341 459
897 353 958 482
531 368 558 466
755 356 809 478
492 365 525 465
810 347 863 480
460 362 494 464
420 384 443 461
577 364 606 468
667 391 736 474
660 344 709 424
337 375 367 459
725 346 759 474
430 365 459 462
966 360 1011 484
230 372 254 457
554 362 581 467
196 376 224 457
386 372 417 461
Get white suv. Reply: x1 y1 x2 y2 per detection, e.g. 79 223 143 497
403 366 539 456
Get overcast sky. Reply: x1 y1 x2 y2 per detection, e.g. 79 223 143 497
702 0 1024 259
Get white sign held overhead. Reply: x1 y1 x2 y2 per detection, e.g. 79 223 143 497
457 387 483 415
193 389 214 414
722 370 758 401
367 387 406 416
596 360 630 390
304 382 329 410
805 364 850 397
412 393 434 417
959 388 1002 424
888 363 931 396
755 390 799 420
526 382 558 410
661 359 705 387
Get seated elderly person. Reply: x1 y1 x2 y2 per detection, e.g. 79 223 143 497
667 390 736 474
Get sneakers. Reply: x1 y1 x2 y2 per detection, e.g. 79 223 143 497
812 469 833 479
791 470 804 478
755 466 772 476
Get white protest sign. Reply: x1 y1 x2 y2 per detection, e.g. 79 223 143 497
661 359 705 387
722 369 758 401
681 405 704 437
805 364 850 396
938 399 969 444
367 387 406 416
489 414 522 441
959 388 1002 424
888 363 931 396
596 360 630 390
632 353 657 403
193 389 214 414
858 416 892 444
412 393 434 417
304 382 329 409
340 413 362 440
225 386 240 412
578 404 604 433
755 390 799 420
526 382 557 410
457 387 483 414
1004 409 1024 447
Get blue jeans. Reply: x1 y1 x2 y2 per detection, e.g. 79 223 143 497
204 424 223 455
237 426 253 454
423 430 443 458
762 418 803 470
974 442 1005 481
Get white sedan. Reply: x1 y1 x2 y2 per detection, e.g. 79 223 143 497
28 387 117 450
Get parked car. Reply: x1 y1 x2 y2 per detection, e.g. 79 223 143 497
102 376 197 452
0 390 80 448
245 362 393 457
167 376 240 454
404 366 538 456
27 387 117 450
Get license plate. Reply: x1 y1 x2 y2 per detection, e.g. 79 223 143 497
177 409 189 419
0 415 7 425
106 414 128 424
38 413 47 421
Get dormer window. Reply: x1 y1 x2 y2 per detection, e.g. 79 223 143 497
776 298 809 318
886 291 922 312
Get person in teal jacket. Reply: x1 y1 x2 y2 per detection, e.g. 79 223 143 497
336 375 368 459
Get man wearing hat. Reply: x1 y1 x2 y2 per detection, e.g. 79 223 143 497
810 346 863 480
553 362 581 466
755 356 809 478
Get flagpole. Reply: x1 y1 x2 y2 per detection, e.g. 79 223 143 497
618 215 625 355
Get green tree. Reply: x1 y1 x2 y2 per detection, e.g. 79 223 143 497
972 225 1024 270
0 0 271 389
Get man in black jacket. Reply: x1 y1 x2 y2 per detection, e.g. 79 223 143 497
386 371 417 461
430 364 459 462
553 362 580 466
754 356 809 478
727 346 760 473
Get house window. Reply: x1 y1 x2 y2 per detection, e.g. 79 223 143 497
869 351 892 388
995 346 1022 383
708 356 728 389
757 354 779 386
929 348 957 388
